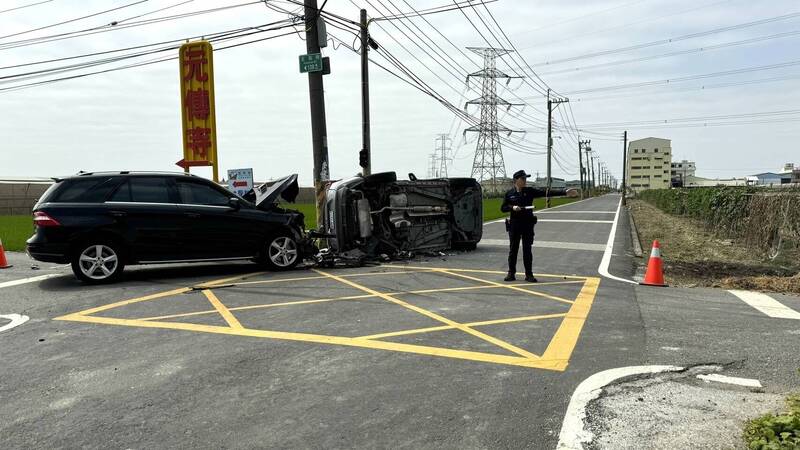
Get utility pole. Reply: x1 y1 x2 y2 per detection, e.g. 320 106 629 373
591 155 597 194
359 9 372 176
621 130 627 205
584 148 592 197
578 139 590 200
546 89 569 207
434 134 452 178
304 0 329 229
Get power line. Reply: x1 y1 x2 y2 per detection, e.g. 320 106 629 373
578 109 800 128
570 73 800 102
0 1 263 50
531 11 800 67
0 0 55 15
0 24 299 93
0 0 149 41
565 59 800 95
538 30 800 76
521 0 733 49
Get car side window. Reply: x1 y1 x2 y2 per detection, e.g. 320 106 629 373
109 178 172 203
176 181 231 207
53 177 120 203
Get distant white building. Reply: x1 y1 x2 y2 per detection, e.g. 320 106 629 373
625 137 672 192
670 160 696 187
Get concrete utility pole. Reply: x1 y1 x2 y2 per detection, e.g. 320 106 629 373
305 0 330 229
578 139 590 199
591 155 597 194
622 130 627 205
546 89 569 207
584 148 592 197
434 134 452 178
359 9 372 176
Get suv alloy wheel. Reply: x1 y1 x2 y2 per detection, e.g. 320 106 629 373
71 241 125 283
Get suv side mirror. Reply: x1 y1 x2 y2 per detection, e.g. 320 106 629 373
228 197 241 210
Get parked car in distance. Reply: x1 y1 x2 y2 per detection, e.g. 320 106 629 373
323 172 482 258
27 172 311 283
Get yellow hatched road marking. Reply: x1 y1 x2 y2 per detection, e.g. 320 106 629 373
57 313 564 369
313 269 540 360
203 289 243 330
382 264 588 280
358 313 568 340
434 269 575 305
54 265 601 371
540 276 600 365
136 282 559 322
232 269 437 286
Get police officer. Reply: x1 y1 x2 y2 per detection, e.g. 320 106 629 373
501 170 543 282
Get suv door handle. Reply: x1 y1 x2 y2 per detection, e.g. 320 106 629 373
109 210 127 218
184 212 201 219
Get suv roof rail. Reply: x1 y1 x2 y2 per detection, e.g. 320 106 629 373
72 170 199 177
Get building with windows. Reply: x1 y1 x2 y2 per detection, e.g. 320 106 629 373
670 160 696 186
625 137 672 193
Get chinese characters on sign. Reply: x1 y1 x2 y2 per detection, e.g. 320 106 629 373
179 40 218 181
227 168 254 197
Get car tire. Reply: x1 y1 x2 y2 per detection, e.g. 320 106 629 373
263 233 300 271
71 240 125 284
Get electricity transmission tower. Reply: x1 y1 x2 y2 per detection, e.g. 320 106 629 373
464 47 522 196
427 153 438 178
434 134 452 178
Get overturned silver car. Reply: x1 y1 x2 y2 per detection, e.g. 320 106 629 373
321 172 482 258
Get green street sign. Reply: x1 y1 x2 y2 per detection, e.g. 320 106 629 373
299 53 323 73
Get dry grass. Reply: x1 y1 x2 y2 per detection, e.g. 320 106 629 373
629 199 800 293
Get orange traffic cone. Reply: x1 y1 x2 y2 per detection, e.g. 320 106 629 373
0 238 11 269
640 240 666 286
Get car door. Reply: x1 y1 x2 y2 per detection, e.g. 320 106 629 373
175 178 263 259
105 177 183 262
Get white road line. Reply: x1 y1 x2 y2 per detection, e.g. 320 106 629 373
538 219 614 224
728 290 800 320
483 196 608 225
0 314 29 333
480 239 606 252
536 211 616 214
0 273 65 289
697 373 762 388
598 196 638 284
557 365 684 450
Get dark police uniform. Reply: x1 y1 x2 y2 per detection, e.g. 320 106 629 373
501 184 543 278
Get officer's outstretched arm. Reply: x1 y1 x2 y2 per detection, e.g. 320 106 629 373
500 193 513 213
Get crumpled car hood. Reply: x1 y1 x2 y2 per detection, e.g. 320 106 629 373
252 174 299 208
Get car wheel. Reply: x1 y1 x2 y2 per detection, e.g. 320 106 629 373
71 241 125 284
264 234 300 270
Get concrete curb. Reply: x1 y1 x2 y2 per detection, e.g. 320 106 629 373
626 206 643 258
556 365 684 450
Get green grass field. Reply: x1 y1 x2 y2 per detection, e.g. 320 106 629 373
0 215 33 252
283 196 579 228
0 196 578 252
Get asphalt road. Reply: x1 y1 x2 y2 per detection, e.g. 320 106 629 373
1 194 798 449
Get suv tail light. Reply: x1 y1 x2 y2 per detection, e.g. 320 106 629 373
33 211 61 227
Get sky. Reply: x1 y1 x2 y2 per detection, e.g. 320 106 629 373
1 0 799 186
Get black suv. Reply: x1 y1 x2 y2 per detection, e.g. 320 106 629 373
27 172 311 283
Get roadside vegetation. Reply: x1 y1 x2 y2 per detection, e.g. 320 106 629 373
0 197 579 252
744 389 800 450
629 192 800 293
